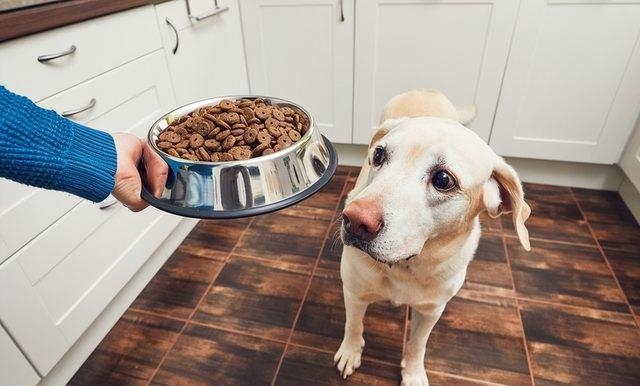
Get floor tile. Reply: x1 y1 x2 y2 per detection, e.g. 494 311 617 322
179 218 252 261
273 345 401 386
149 323 284 386
507 238 628 313
192 255 311 341
463 234 514 297
130 248 224 319
502 183 594 245
604 247 640 315
574 188 640 252
291 267 407 365
297 165 350 212
520 300 640 386
572 188 638 226
67 311 184 386
426 290 531 386
234 210 330 266
480 212 503 234
317 219 343 272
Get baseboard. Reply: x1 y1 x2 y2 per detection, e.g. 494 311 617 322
619 177 640 224
36 217 199 386
334 143 625 191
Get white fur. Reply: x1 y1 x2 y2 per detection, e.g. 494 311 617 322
335 90 530 386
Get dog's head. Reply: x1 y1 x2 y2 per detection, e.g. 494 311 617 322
341 96 530 265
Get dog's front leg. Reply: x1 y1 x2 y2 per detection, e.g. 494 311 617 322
401 305 446 386
334 289 369 378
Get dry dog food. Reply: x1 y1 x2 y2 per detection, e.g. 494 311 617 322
155 98 310 162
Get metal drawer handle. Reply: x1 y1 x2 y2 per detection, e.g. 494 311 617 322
37 45 76 63
98 195 118 210
339 0 345 22
186 0 228 22
166 18 180 55
61 98 96 118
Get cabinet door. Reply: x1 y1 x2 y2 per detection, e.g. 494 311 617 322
239 0 354 143
0 51 179 376
352 0 519 144
490 0 640 164
0 324 40 386
620 125 640 191
156 0 249 106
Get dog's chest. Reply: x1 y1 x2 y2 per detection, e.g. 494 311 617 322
377 264 465 309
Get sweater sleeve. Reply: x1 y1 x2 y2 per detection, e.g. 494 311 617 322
0 86 117 202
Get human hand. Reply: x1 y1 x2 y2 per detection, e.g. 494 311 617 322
111 132 168 212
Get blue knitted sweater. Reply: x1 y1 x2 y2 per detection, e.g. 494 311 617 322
0 86 116 202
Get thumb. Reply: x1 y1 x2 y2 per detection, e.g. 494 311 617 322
142 139 168 197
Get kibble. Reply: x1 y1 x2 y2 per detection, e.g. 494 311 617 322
155 98 310 162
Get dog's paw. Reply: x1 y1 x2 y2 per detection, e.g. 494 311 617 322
333 338 365 379
400 370 429 386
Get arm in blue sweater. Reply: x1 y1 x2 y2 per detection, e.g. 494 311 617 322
0 85 116 202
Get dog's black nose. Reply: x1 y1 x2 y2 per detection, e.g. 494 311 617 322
342 200 383 241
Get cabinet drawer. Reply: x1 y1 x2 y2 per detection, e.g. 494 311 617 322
0 5 161 102
0 208 183 375
0 50 174 265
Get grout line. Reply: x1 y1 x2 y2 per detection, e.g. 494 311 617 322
428 369 516 386
570 189 639 329
143 218 256 386
501 236 537 386
269 172 353 386
502 232 600 249
402 305 410 358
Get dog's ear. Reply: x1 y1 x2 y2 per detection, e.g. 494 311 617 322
482 159 531 251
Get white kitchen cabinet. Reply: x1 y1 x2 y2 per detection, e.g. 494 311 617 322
155 0 249 107
620 124 640 191
352 0 519 144
0 49 181 376
239 0 354 143
0 5 161 102
0 325 40 386
490 0 640 164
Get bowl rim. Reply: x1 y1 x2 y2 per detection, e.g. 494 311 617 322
147 95 317 166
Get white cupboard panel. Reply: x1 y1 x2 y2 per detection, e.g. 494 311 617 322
490 0 640 163
240 0 354 143
0 325 40 386
155 0 249 107
353 0 519 144
0 5 161 102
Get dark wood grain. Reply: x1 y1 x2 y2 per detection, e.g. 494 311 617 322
192 255 311 341
426 290 531 386
150 323 284 386
67 311 184 386
502 183 594 245
520 300 640 386
130 247 224 319
508 239 628 312
0 0 162 42
68 171 640 386
291 267 407 365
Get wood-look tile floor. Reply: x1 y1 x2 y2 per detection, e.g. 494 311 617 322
68 166 640 386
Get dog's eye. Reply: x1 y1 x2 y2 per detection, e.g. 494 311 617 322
432 170 456 191
372 146 386 166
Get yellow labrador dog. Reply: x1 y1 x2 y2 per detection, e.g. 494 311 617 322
334 89 531 386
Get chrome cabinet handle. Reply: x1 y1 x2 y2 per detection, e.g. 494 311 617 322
61 98 96 118
166 18 179 54
339 0 345 22
98 195 119 210
37 45 76 62
185 0 228 22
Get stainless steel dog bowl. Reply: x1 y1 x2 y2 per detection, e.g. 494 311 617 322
140 96 338 219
